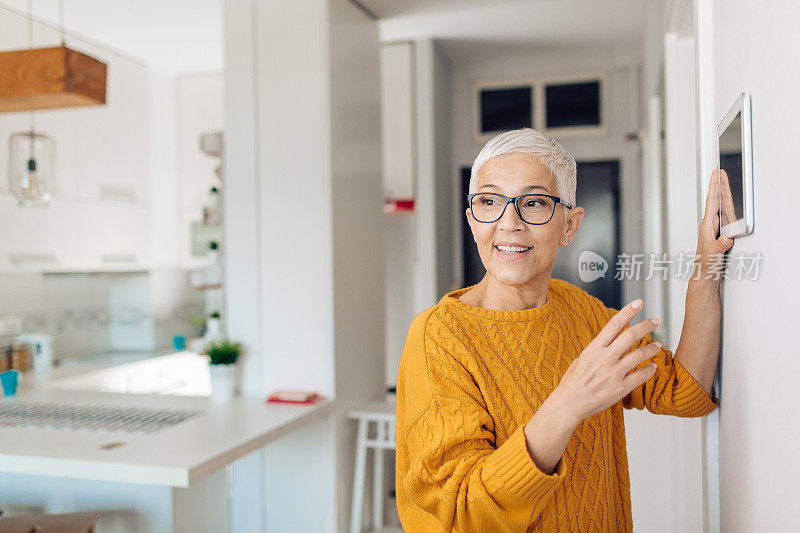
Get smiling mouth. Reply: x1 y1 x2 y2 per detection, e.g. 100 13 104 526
495 245 532 255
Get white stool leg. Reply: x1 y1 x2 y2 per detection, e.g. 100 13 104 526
372 420 386 530
350 419 368 533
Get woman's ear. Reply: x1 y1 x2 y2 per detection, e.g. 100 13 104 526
561 206 585 244
466 208 478 243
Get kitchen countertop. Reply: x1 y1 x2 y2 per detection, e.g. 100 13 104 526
0 388 332 487
19 349 177 389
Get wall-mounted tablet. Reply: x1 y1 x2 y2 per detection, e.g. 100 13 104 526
716 92 754 237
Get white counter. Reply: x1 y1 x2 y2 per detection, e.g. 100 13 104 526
19 349 184 390
0 388 331 487
41 351 214 396
0 352 335 532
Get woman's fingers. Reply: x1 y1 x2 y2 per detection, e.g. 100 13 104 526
568 306 664 421
619 341 662 374
594 299 643 347
608 316 660 357
702 169 720 225
719 169 737 225
622 361 658 393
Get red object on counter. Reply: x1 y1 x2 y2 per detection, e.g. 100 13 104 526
266 390 324 405
383 198 415 213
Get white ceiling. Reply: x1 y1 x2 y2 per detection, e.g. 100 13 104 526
0 0 646 72
0 0 223 74
359 0 533 19
377 0 648 64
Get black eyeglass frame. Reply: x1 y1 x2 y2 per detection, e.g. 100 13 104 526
467 192 573 225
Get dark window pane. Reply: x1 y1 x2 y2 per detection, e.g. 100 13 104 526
545 81 601 128
479 86 532 133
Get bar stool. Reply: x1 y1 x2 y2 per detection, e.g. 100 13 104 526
347 398 400 533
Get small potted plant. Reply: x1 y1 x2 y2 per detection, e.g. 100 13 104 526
204 311 223 341
205 338 241 402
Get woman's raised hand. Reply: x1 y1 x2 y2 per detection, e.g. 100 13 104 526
556 299 661 424
695 169 735 280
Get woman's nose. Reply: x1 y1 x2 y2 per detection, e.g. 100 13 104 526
497 201 526 230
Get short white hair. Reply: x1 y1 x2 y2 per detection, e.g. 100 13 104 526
469 128 577 208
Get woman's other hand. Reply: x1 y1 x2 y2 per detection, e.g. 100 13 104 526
555 299 661 423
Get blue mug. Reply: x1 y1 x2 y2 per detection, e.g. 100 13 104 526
172 335 186 351
1 370 19 397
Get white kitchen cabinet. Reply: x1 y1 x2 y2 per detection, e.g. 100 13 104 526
0 172 152 273
78 203 151 270
73 50 150 205
0 198 151 273
0 194 80 271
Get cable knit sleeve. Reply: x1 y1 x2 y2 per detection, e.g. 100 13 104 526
600 305 719 417
396 310 567 532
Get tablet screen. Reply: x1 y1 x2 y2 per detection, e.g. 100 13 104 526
718 113 744 228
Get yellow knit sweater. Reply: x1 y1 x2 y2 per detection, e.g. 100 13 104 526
395 278 718 532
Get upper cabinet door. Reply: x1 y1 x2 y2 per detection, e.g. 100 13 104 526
76 60 150 206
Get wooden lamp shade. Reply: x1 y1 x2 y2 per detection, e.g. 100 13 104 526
0 45 107 113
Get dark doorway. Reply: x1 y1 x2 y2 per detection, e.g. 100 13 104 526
461 166 485 288
552 160 621 309
460 160 621 309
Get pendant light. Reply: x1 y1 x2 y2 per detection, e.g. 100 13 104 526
0 0 107 113
9 129 55 208
7 0 60 207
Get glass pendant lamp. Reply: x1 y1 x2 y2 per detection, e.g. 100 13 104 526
9 130 56 207
6 0 59 208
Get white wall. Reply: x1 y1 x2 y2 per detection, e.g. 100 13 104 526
222 2 264 530
328 4 385 528
416 40 457 303
329 0 384 407
256 0 335 399
382 39 454 389
433 43 455 298
148 68 181 269
660 29 709 533
411 39 441 312
383 211 415 387
651 1 800 530
224 0 384 530
700 0 800 530
380 42 418 388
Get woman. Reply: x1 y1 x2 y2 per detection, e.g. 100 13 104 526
395 128 732 532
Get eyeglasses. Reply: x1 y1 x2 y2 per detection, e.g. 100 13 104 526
467 192 572 225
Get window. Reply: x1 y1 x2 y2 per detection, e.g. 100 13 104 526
474 73 606 141
479 85 532 133
544 80 601 128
